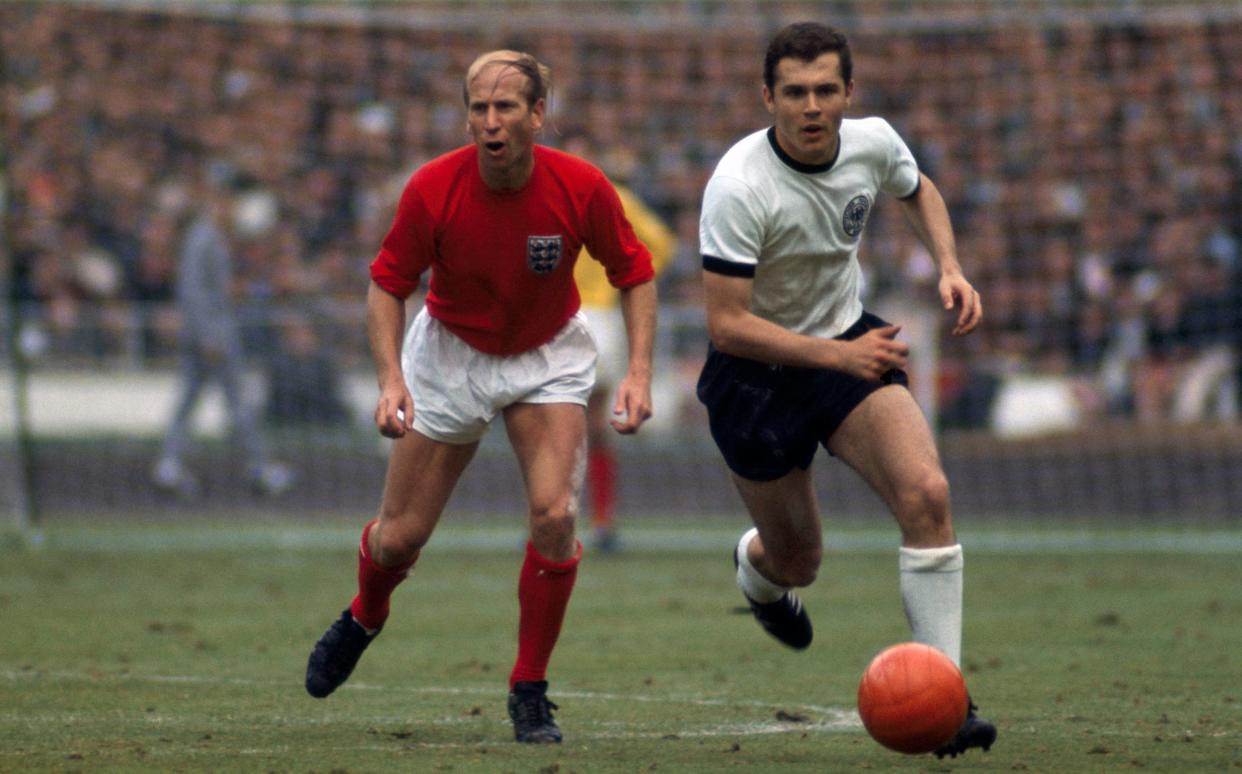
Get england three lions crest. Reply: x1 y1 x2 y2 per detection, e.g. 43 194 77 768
527 235 563 274
842 194 871 238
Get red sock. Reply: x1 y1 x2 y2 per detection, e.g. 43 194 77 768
349 520 416 631
509 540 581 689
587 445 617 531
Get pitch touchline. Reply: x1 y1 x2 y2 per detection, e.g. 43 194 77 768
20 525 1242 554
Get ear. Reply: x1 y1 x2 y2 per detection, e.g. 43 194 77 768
762 84 775 115
529 97 546 131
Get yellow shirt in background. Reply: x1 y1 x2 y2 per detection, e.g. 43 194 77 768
575 185 676 310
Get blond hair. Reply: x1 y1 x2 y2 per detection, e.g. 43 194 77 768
462 50 551 107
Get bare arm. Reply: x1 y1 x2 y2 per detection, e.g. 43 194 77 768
897 173 982 336
610 279 657 434
366 280 414 438
703 271 909 381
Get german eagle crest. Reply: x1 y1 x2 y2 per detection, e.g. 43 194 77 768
842 194 871 238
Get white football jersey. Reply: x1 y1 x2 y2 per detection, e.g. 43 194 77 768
700 118 920 339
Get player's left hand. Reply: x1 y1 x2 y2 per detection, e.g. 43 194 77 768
939 272 982 336
609 373 653 434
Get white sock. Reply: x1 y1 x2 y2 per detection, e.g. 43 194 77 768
899 544 964 666
736 528 787 603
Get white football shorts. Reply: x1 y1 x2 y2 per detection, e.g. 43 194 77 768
401 309 597 444
581 306 626 388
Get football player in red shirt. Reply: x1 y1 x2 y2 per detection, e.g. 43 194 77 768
305 50 657 744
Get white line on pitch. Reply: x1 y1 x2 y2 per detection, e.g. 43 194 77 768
0 667 861 735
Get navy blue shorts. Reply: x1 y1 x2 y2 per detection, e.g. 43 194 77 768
695 311 909 481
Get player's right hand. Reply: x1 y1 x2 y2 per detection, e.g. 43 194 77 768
375 389 414 438
837 325 909 382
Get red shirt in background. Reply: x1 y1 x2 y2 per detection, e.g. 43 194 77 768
371 144 655 355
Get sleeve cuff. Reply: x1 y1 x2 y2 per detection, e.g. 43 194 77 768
702 255 756 278
898 177 922 201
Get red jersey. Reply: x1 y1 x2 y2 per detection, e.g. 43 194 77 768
371 145 655 355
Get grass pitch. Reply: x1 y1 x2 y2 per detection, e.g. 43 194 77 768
1 521 1240 772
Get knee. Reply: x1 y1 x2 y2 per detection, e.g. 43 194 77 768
372 518 429 568
896 470 954 541
528 499 577 556
899 469 950 519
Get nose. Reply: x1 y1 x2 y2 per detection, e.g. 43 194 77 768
484 106 502 131
804 94 821 115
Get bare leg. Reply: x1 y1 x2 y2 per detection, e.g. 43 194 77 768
369 429 480 567
727 467 819 650
827 385 962 664
502 402 586 689
826 385 955 548
305 426 477 699
503 402 586 560
729 467 823 589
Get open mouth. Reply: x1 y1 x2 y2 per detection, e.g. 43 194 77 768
485 141 505 153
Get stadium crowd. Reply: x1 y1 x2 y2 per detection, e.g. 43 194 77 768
4 2 1242 429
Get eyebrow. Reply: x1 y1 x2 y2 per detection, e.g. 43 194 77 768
781 81 841 91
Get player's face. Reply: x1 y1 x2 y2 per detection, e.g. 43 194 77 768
466 63 545 190
763 52 853 166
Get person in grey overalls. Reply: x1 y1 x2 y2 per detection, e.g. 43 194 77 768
152 179 292 498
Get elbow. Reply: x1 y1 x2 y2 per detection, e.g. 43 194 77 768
706 317 742 354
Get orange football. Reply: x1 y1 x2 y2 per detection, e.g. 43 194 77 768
857 642 969 754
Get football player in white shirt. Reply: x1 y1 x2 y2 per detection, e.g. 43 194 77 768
696 22 993 759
